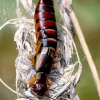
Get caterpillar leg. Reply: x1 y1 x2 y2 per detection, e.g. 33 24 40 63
29 76 36 86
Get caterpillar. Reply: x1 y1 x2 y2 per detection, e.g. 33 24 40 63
29 0 59 98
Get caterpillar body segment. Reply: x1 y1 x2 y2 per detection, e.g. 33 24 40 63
29 0 58 97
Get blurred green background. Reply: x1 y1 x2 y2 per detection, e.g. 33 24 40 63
0 0 100 100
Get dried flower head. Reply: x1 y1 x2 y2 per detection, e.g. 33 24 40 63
0 0 82 100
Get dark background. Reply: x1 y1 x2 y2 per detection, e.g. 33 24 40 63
0 0 100 100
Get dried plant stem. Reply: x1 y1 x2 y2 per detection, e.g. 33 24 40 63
70 10 100 97
0 78 17 94
0 78 23 97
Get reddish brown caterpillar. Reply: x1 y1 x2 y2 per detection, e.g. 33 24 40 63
29 0 60 98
